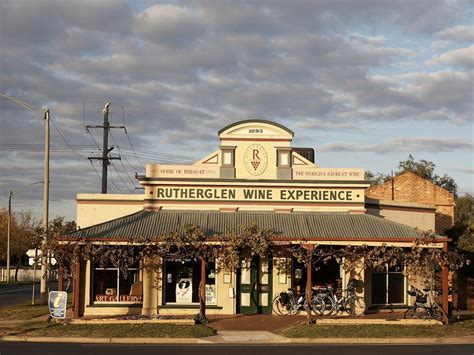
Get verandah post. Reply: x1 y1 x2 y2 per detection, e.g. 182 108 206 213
199 256 207 322
72 257 80 318
58 264 64 291
442 241 449 322
304 244 315 324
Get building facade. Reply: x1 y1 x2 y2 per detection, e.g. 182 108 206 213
67 120 449 317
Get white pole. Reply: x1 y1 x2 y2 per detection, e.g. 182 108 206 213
32 247 37 305
6 190 12 283
40 109 50 305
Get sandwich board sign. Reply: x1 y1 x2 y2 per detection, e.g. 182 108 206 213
49 291 67 319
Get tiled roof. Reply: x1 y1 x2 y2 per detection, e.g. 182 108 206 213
66 210 427 241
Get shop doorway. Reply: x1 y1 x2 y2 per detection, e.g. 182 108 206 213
237 255 272 314
162 259 217 305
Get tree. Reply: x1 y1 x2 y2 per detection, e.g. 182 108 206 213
397 155 457 194
446 193 473 279
367 155 458 195
364 170 390 185
0 208 40 281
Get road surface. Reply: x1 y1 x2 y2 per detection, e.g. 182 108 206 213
0 282 59 307
0 343 473 355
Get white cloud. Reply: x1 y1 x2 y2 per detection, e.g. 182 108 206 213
437 45 474 69
319 137 473 153
437 25 474 42
133 5 205 45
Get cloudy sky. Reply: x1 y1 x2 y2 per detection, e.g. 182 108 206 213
0 0 472 222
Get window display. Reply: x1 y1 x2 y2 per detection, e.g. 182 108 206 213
93 261 142 303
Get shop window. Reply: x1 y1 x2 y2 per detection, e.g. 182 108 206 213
163 259 216 305
371 264 406 305
93 260 142 303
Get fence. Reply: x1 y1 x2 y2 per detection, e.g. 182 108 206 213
0 268 58 282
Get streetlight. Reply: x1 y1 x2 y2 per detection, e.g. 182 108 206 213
6 181 43 283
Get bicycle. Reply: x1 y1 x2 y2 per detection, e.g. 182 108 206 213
272 288 325 315
404 286 443 321
313 282 366 316
311 285 335 315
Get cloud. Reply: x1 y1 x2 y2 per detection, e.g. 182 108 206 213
434 45 474 69
0 0 472 220
437 25 474 43
449 168 474 174
133 5 205 45
318 137 473 154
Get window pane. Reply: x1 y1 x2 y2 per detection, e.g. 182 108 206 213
372 273 387 304
388 273 405 304
118 270 142 302
94 270 118 302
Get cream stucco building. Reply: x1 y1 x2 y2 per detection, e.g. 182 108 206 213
67 120 449 318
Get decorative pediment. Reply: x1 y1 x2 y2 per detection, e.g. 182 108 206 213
194 150 219 165
219 119 294 141
292 152 315 166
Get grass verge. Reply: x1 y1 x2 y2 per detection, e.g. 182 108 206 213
278 316 474 338
0 303 50 321
16 323 216 338
0 281 32 287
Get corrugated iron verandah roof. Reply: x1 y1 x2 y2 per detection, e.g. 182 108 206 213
66 210 427 241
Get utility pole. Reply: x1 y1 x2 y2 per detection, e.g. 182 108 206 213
7 190 11 283
87 102 123 193
40 109 50 305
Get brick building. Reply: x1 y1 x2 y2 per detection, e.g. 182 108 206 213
365 172 455 234
366 172 473 310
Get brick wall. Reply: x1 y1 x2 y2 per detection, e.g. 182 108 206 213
453 270 474 310
366 172 455 234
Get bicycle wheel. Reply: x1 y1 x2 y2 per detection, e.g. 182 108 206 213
431 307 444 322
322 296 335 316
344 296 366 316
311 296 326 315
272 295 292 316
404 307 417 319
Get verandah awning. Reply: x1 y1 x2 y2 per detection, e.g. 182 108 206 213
65 210 430 241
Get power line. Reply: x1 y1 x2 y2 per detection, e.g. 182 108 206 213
107 163 125 194
89 160 107 190
49 117 88 160
0 96 104 104
123 129 145 169
109 130 141 172
109 130 141 188
110 160 134 194
86 128 102 151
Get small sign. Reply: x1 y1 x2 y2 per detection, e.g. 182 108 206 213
205 284 216 303
176 278 192 303
49 291 67 319
26 249 41 258
26 249 56 266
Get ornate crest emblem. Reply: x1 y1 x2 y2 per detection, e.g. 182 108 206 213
244 144 268 176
